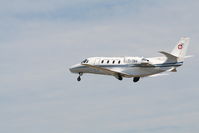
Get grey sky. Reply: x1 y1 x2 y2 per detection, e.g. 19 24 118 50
0 0 199 133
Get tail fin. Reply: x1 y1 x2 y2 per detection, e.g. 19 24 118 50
171 37 190 61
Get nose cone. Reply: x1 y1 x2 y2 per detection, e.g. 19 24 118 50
69 65 76 73
69 64 81 73
69 67 74 73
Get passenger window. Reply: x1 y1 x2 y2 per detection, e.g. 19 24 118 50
101 60 104 63
107 60 109 64
113 60 115 64
118 60 121 64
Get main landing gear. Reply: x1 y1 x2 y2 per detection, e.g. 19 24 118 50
133 77 140 82
115 74 123 81
77 72 83 81
118 75 123 81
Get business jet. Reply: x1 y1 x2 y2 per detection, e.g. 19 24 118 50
69 37 190 82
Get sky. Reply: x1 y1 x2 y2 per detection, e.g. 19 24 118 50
0 0 199 133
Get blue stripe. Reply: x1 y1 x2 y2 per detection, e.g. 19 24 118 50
76 62 183 69
96 62 183 68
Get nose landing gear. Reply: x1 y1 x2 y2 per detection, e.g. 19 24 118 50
77 76 81 81
77 72 83 82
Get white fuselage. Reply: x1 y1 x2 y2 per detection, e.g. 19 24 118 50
69 37 189 82
69 56 183 78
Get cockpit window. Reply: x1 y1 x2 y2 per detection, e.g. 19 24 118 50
81 59 89 64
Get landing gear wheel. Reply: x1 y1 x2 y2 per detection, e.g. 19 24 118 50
77 72 83 82
77 76 81 81
118 76 123 81
133 77 140 82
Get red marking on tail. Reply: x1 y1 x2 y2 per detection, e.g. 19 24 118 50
178 44 183 49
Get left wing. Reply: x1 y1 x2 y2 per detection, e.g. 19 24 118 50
82 63 132 77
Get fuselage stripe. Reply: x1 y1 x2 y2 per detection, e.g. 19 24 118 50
76 62 183 69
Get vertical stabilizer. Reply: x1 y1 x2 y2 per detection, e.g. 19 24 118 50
171 37 190 61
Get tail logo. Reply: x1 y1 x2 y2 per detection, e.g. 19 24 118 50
178 43 183 49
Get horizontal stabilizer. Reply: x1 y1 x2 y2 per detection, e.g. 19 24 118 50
167 67 177 72
148 73 169 77
185 55 193 58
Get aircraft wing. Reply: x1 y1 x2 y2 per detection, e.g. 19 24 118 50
82 64 131 77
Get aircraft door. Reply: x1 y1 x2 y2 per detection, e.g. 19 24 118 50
94 58 101 65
